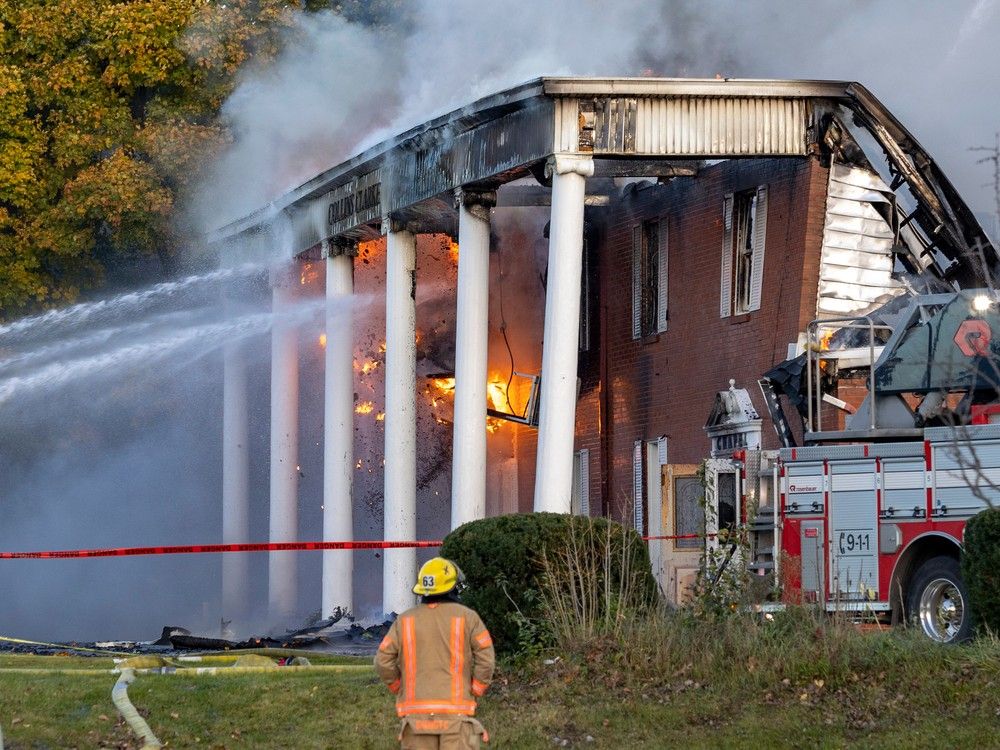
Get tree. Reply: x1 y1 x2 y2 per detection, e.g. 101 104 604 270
0 0 301 317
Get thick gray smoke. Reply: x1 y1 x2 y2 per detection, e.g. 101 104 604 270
197 0 1000 235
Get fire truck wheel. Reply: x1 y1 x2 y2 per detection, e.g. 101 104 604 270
907 556 972 644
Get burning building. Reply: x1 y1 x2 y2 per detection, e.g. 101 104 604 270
210 78 996 616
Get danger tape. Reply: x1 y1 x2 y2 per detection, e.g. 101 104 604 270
0 533 720 560
0 540 444 560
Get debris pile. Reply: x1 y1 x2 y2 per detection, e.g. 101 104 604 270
0 613 394 658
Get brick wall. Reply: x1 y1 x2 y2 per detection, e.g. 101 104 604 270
578 156 830 524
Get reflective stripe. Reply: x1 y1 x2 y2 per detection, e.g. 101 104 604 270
471 678 488 696
413 719 451 732
378 634 395 652
388 678 401 694
474 630 492 649
450 616 465 706
402 617 417 704
396 701 477 717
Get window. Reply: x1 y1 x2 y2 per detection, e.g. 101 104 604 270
721 186 768 317
673 475 705 549
631 218 668 339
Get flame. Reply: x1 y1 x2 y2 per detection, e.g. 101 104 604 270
318 333 327 348
355 401 375 415
376 412 385 422
427 377 455 410
430 377 456 392
420 374 514 433
299 262 320 286
359 359 380 374
449 241 460 265
819 330 834 351
487 377 508 411
486 374 514 433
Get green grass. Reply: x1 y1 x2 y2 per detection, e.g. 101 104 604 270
1 622 999 749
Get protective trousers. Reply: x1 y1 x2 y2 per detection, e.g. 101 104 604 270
398 716 488 749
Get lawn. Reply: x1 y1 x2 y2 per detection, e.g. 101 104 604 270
1 628 998 749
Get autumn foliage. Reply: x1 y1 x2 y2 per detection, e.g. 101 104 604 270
0 0 304 315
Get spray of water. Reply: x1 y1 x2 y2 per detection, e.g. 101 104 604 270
0 302 326 406
0 264 263 345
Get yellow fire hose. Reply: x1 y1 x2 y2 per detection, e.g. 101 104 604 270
112 668 162 749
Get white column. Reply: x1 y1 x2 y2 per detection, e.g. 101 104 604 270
451 189 494 529
382 220 417 616
323 244 355 618
222 340 249 624
268 271 300 622
533 153 594 514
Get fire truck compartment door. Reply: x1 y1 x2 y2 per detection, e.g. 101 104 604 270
800 521 825 600
828 459 879 600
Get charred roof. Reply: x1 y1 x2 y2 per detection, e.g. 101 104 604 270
210 77 996 288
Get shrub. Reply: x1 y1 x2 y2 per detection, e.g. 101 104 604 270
441 513 657 655
539 516 658 645
962 508 1000 633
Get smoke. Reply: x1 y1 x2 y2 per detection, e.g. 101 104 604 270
195 0 1000 236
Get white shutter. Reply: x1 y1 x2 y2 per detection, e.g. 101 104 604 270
578 448 590 516
632 441 644 533
656 219 668 332
657 436 668 466
631 225 642 339
720 194 734 318
748 185 768 312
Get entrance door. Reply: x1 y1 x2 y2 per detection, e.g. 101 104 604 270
703 459 740 552
662 464 703 605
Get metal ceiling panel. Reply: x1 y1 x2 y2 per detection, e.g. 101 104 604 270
592 97 809 156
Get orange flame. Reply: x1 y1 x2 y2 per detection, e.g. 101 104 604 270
420 374 514 433
355 401 375 415
318 333 327 348
487 377 508 412
449 241 460 265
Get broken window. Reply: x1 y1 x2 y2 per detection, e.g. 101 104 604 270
631 218 668 339
721 186 768 317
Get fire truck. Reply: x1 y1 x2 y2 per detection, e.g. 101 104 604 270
718 289 1000 642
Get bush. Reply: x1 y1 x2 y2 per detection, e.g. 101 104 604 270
962 508 1000 633
441 513 657 655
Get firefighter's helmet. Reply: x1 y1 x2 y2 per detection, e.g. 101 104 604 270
413 557 464 596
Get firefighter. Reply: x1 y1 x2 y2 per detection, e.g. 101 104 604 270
374 557 495 749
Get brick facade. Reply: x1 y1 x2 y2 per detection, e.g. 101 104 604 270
528 156 833 526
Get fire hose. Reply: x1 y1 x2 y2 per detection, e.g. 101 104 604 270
112 668 161 749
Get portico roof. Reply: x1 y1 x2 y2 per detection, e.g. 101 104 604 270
210 77 995 287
